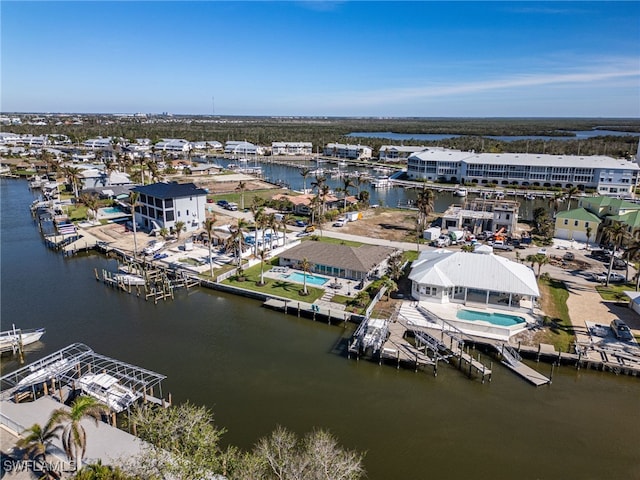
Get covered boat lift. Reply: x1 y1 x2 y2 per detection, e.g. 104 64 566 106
0 343 169 419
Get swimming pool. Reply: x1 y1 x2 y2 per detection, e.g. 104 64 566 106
283 272 329 286
456 309 525 327
99 206 126 216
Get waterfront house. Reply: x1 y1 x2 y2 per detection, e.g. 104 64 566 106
271 193 357 216
225 140 261 156
79 166 132 190
441 198 519 234
278 242 397 281
153 139 191 154
378 145 428 163
83 137 113 149
132 182 207 234
578 196 640 218
408 250 539 312
407 149 640 196
554 208 602 243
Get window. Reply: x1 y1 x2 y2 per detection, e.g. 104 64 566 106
564 219 568 225
574 220 579 227
585 222 590 228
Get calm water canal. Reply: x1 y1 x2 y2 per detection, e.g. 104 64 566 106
1 178 639 480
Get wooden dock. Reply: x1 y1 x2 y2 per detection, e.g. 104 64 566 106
502 361 550 386
263 298 352 324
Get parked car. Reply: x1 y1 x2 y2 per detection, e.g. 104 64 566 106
537 248 548 255
610 319 634 341
217 199 229 207
590 272 607 282
333 218 348 227
492 240 514 251
295 220 308 227
562 252 575 261
608 272 625 282
511 240 526 249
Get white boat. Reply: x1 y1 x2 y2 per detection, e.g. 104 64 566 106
143 240 165 255
16 357 74 388
77 373 140 413
454 188 468 197
113 273 146 286
371 176 392 188
524 193 536 200
0 326 46 354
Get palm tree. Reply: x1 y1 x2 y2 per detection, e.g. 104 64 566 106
62 165 82 198
225 218 247 268
257 249 268 286
250 204 265 257
548 191 565 216
585 226 593 250
279 213 292 247
16 421 62 467
526 253 549 277
382 277 398 301
50 396 108 471
79 193 99 222
300 168 311 193
174 220 186 242
235 181 246 210
300 257 311 295
565 185 581 210
320 184 331 217
415 184 434 250
625 238 640 291
342 177 355 211
128 191 140 258
602 221 628 286
203 216 217 278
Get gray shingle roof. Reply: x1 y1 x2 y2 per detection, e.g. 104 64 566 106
282 242 396 273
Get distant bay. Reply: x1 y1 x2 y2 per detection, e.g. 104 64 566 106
347 129 640 142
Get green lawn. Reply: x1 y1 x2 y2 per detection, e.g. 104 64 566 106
538 277 575 352
595 283 635 302
222 262 324 303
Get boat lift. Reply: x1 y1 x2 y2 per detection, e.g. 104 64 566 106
0 343 170 421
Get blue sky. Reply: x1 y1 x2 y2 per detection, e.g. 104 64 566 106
2 1 639 117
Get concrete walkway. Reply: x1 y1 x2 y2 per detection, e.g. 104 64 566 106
1 396 145 476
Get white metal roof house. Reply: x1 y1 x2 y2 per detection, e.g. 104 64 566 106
378 145 429 162
408 249 539 312
80 168 133 189
225 140 259 156
153 139 191 153
83 137 113 149
132 182 207 234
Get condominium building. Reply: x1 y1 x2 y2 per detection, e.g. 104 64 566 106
407 148 640 197
271 141 313 156
323 143 372 160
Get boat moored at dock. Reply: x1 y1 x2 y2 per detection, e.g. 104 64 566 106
0 326 46 354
